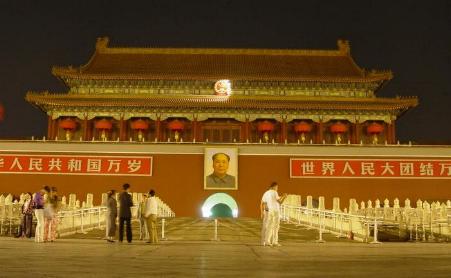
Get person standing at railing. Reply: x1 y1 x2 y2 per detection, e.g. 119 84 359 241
262 182 287 247
118 183 133 243
137 193 149 241
33 186 50 243
105 190 117 243
15 192 34 238
43 187 59 242
144 189 158 244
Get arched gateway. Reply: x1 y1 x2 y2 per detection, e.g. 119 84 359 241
202 193 238 218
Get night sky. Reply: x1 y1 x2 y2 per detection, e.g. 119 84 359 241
0 1 450 143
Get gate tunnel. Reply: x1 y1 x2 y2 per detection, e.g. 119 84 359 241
201 193 238 218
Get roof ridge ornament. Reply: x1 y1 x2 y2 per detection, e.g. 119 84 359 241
96 37 110 52
337 39 351 55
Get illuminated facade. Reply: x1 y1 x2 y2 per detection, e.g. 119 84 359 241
26 37 418 145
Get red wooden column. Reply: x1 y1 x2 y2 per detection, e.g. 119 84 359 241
119 116 126 141
155 117 161 142
51 118 58 140
83 116 88 141
47 115 53 139
385 122 391 144
86 119 93 141
316 120 324 144
245 118 251 142
354 120 361 144
240 121 246 142
191 117 198 142
280 118 287 143
390 120 396 144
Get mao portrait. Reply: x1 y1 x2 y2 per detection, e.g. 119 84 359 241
204 148 238 190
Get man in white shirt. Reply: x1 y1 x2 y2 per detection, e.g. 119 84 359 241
261 182 287 246
144 189 158 244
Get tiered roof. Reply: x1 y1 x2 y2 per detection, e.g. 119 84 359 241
26 93 417 113
52 37 392 83
27 38 418 119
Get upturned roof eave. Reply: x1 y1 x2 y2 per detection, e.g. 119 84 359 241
51 70 392 83
25 92 418 112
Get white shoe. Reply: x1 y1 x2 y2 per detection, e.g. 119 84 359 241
273 243 282 247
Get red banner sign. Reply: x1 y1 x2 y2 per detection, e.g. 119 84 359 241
0 154 152 176
291 158 451 179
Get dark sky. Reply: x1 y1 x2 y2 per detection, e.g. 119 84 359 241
0 1 450 143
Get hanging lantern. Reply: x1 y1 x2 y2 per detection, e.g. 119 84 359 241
367 122 384 144
167 119 184 142
0 103 4 122
294 121 312 143
131 119 149 142
95 119 113 141
257 120 274 143
59 118 77 141
330 122 348 144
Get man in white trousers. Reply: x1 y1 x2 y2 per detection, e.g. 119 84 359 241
261 182 287 246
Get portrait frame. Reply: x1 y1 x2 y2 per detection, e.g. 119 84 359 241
204 147 238 190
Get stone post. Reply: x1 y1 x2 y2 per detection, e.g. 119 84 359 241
332 197 341 212
318 196 325 210
69 194 77 209
294 195 301 206
416 199 423 209
101 193 108 206
440 203 447 219
86 193 93 208
306 196 313 209
349 198 357 214
5 194 12 205
360 201 365 210
404 198 411 209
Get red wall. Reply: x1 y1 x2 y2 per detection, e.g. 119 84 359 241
1 154 450 217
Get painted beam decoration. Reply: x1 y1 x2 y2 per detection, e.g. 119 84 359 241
290 158 451 179
0 154 152 176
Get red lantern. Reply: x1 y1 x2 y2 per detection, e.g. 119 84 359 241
330 122 347 134
131 119 149 142
167 120 184 131
367 122 384 135
167 120 184 142
294 121 312 134
131 119 149 130
0 103 4 122
257 120 274 143
257 121 274 132
59 118 76 130
95 119 112 130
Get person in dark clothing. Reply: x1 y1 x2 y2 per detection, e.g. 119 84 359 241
118 183 133 243
106 190 117 243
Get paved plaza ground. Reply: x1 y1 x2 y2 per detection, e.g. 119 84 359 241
1 218 450 277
